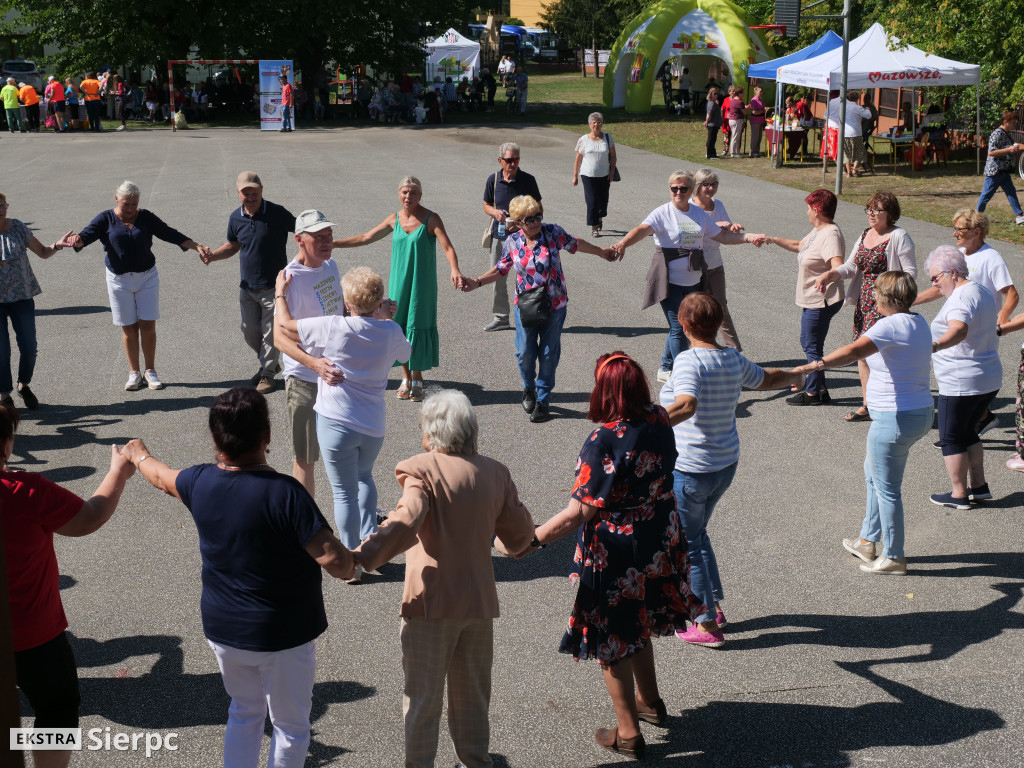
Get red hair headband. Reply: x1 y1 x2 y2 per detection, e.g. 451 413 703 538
597 354 630 379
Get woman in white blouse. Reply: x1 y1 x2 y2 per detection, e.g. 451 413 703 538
690 168 743 350
572 112 617 237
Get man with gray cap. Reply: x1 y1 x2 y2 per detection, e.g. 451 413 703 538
273 209 346 495
1 78 22 133
205 171 296 394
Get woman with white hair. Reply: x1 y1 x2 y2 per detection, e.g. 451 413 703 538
612 170 766 382
690 168 743 350
275 266 411 584
354 389 536 768
66 180 209 391
926 244 1001 509
333 176 466 402
572 112 618 237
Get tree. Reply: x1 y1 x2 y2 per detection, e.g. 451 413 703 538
540 0 644 76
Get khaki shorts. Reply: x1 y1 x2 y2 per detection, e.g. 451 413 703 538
286 377 319 463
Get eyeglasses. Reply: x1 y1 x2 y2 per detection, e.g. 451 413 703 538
670 185 691 194
500 156 520 164
521 215 542 224
952 226 971 235
930 271 949 285
700 182 719 188
864 207 886 216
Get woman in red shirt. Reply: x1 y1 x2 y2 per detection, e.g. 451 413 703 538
1 403 135 768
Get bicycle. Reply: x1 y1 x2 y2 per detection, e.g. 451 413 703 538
1019 149 1024 181
504 87 518 117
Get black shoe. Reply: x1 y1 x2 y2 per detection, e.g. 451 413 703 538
529 403 550 423
17 384 38 410
818 389 832 404
522 388 537 414
786 391 823 406
0 394 13 409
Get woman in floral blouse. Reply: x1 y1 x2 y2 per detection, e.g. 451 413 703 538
466 194 613 423
533 351 701 761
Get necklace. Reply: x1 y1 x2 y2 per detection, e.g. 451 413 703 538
217 461 273 471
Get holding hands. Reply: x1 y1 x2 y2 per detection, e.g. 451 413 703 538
743 233 768 247
58 231 82 249
197 244 214 264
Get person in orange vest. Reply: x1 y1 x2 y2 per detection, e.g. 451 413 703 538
18 82 40 133
79 72 102 132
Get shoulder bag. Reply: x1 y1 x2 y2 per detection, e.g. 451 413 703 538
517 229 553 328
481 172 499 249
603 133 622 182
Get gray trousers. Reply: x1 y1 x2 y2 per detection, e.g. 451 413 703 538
240 287 281 377
489 239 510 322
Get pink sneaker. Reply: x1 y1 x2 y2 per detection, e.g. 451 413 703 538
1007 455 1024 473
715 609 727 629
676 624 725 648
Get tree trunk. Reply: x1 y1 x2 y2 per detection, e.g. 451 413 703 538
580 45 587 77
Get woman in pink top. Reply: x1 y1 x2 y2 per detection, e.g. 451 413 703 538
725 86 746 157
747 85 766 157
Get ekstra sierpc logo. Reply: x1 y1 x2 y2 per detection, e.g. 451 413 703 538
11 728 179 756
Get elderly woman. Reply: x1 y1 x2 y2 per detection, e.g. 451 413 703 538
926 245 1001 509
466 194 610 423
747 85 766 157
795 272 932 575
703 87 722 159
533 352 701 760
332 176 465 401
765 188 846 405
724 85 745 158
122 389 352 766
612 170 765 383
815 191 915 421
275 266 410 583
691 168 743 350
353 390 535 768
3 403 135 768
662 293 802 643
66 180 210 391
0 192 73 410
572 112 618 237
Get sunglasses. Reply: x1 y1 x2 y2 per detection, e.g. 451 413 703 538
501 156 520 164
670 185 691 194
864 207 886 215
521 215 542 224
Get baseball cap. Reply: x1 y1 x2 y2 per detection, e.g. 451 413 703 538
236 171 262 191
295 210 336 234
18 82 25 88
47 75 55 82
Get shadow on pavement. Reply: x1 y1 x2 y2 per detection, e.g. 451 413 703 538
36 305 111 316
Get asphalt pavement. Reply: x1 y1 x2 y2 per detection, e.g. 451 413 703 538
7 120 1024 767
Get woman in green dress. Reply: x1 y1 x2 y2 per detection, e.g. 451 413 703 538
333 176 466 401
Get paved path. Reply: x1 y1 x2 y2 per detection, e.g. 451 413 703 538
9 122 1024 767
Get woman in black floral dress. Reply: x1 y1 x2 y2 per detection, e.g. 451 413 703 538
534 351 701 761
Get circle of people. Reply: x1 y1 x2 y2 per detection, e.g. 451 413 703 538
5 121 1024 767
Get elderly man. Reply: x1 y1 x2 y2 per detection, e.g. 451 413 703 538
272 209 346 496
481 141 542 331
18 82 40 132
1 78 22 133
205 172 295 394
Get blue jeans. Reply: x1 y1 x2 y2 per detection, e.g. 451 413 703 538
674 463 738 623
976 172 1023 217
799 301 843 394
316 415 385 550
660 283 701 372
281 105 292 131
84 99 102 131
514 304 566 407
860 406 933 559
0 299 37 394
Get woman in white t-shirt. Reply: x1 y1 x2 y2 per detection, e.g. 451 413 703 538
275 266 411 584
794 271 932 575
926 245 1001 510
572 112 617 237
612 170 766 383
766 188 846 405
691 168 743 351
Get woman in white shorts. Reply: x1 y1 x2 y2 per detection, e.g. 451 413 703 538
67 180 209 391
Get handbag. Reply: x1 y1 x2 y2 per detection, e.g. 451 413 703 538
481 172 499 249
603 132 622 181
517 230 552 328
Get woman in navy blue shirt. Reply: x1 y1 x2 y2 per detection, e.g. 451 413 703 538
122 388 353 766
66 180 209 391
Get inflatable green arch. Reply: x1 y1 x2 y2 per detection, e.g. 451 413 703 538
604 0 775 112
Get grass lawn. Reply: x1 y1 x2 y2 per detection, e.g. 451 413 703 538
509 73 1024 250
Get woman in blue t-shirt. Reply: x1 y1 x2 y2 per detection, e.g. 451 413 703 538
122 388 353 766
794 271 933 576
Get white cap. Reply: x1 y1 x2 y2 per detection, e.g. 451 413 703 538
294 209 336 234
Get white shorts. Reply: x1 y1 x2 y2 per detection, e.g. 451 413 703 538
105 266 160 326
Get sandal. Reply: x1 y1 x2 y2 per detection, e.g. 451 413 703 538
409 380 424 402
396 379 412 400
845 408 871 422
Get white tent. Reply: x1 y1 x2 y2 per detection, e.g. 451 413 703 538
776 23 982 173
425 29 480 84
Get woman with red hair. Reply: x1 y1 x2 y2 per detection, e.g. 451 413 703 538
533 351 701 761
765 188 847 405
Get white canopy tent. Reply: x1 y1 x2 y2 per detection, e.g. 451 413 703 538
776 23 982 173
425 29 481 84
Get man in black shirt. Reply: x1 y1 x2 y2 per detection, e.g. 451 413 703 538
206 171 296 393
482 142 542 331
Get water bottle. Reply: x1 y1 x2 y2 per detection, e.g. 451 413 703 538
496 212 507 239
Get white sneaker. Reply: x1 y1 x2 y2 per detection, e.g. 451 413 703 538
1015 214 1024 225
345 565 363 584
125 371 144 391
656 368 671 384
144 369 164 390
